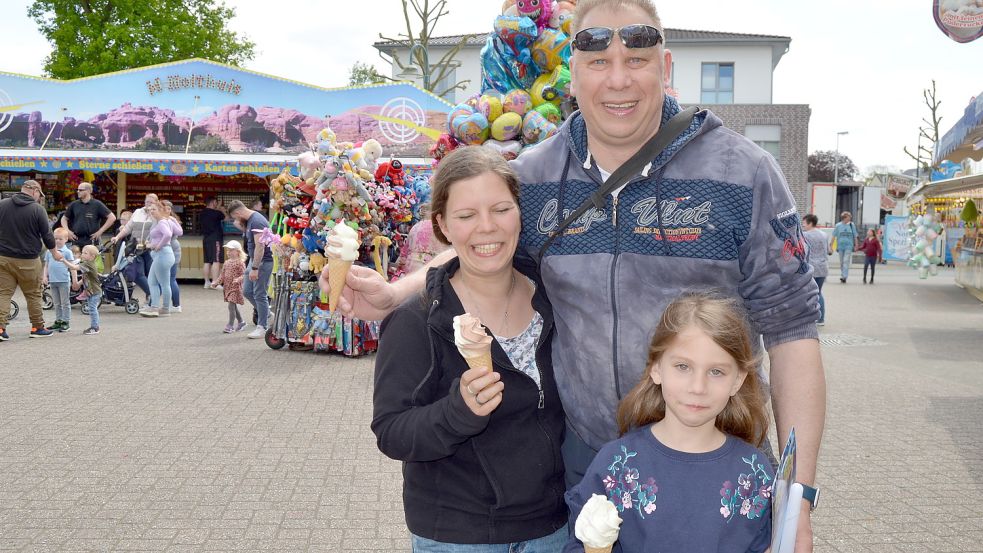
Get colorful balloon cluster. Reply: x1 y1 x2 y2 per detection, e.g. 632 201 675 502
438 0 577 163
908 212 944 278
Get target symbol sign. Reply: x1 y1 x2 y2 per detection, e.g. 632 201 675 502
378 97 426 144
0 89 14 134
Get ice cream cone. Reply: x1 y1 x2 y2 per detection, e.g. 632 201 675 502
584 546 613 553
327 258 353 312
462 350 493 372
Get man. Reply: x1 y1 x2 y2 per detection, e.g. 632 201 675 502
61 181 116 248
227 200 272 339
323 1 824 550
832 211 859 283
199 197 226 288
0 180 64 339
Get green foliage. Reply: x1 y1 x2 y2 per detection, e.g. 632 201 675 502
134 136 165 151
189 134 229 153
348 62 386 87
28 0 256 79
808 150 858 183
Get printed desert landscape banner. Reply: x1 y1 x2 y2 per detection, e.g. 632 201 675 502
0 59 453 158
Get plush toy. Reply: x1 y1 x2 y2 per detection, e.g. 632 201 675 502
371 235 393 279
362 138 383 169
429 133 460 167
309 252 326 274
550 0 576 34
297 151 321 181
375 160 406 188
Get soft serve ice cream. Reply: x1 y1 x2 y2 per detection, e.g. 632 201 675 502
326 219 360 311
453 313 493 370
576 494 623 553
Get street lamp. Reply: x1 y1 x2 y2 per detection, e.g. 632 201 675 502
401 43 430 91
834 130 849 184
184 95 200 155
38 107 68 151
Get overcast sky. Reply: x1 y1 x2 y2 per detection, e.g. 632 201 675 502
2 0 981 174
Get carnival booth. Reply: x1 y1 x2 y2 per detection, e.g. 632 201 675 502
0 59 451 278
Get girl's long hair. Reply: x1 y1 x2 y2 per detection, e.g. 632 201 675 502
615 292 769 446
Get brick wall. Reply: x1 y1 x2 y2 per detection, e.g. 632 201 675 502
682 103 811 211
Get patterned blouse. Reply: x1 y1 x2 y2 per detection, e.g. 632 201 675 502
495 310 544 389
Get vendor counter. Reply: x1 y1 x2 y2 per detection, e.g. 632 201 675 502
174 234 243 280
954 231 983 302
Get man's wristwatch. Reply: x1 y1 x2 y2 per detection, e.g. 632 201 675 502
801 484 820 511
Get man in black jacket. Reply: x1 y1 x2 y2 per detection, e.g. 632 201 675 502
0 180 64 340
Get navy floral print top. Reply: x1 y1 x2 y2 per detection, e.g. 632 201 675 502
564 427 774 553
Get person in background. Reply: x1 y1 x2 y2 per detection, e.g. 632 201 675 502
199 196 226 289
138 203 178 318
250 197 264 214
61 181 116 248
392 203 449 279
111 194 159 304
66 245 104 335
113 210 132 265
48 213 59 230
802 214 832 326
211 240 247 333
0 180 63 340
161 200 184 313
42 228 79 332
227 200 273 339
832 211 859 283
860 228 882 284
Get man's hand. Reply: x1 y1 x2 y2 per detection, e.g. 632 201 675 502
249 268 259 282
91 232 102 242
67 230 78 241
318 264 396 320
41 275 48 286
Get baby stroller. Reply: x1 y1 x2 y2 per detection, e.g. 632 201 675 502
80 242 141 315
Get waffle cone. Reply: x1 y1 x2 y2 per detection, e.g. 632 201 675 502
584 546 613 553
327 258 353 312
461 350 493 372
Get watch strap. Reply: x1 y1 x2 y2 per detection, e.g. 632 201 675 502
800 484 820 511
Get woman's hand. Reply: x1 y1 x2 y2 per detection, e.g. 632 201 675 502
459 366 504 416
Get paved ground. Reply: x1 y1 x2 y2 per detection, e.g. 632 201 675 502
1 262 982 552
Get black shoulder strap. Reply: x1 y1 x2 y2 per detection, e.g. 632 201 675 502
537 106 699 261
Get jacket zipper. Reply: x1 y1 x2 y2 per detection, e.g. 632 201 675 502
612 194 619 227
610 194 622 398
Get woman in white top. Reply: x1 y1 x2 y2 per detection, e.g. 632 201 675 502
110 194 160 302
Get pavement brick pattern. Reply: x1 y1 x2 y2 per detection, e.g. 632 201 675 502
2 264 982 552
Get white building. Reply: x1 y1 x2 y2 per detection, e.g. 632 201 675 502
374 28 811 208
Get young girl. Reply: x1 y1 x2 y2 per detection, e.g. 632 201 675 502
860 228 882 284
211 240 246 333
565 293 774 553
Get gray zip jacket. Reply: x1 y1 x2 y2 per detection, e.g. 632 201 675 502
511 95 819 451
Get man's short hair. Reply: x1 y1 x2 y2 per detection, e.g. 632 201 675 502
78 182 93 191
205 196 217 205
803 214 819 226
226 200 247 215
572 0 663 37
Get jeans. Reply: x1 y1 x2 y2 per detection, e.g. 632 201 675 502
149 247 175 310
168 254 181 308
562 422 599 490
87 292 102 329
0 255 45 328
814 277 825 323
863 256 877 281
243 260 273 327
838 249 852 280
411 526 568 553
50 281 71 322
130 250 151 298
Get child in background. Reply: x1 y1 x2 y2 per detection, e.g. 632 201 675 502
860 228 882 284
211 240 246 333
565 292 774 553
68 245 103 335
43 228 79 332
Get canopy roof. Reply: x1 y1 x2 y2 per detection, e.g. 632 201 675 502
934 93 983 165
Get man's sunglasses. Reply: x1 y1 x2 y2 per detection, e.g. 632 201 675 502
572 24 663 52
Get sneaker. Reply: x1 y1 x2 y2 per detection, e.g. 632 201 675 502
840 277 846 283
139 307 159 318
223 324 235 334
214 284 223 290
0 328 8 341
816 321 825 327
30 327 54 337
60 322 70 332
158 308 171 317
82 327 100 335
235 321 247 332
46 320 63 331
203 280 211 289
247 326 266 339
170 306 182 313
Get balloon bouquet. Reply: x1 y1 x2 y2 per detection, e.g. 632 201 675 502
436 0 577 165
907 212 944 279
265 129 420 355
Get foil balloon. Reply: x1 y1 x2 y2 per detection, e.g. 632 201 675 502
550 1 576 35
494 15 538 56
531 28 571 72
503 89 533 116
491 111 523 141
480 35 525 92
533 102 562 124
447 103 476 133
530 73 553 107
541 65 571 104
478 92 505 122
453 112 491 145
483 139 523 160
515 0 552 29
464 93 482 109
522 110 558 144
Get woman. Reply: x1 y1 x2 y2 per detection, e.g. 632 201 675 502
161 200 184 312
110 194 159 303
802 214 831 325
138 203 179 317
372 147 567 552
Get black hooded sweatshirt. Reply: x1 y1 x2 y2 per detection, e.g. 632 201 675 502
0 193 55 258
372 256 567 544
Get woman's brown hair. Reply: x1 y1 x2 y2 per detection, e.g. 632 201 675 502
615 292 769 446
429 146 520 245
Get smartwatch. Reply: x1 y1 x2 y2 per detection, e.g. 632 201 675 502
800 484 820 511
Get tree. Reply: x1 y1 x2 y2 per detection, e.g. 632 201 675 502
28 0 255 79
808 150 858 183
189 134 229 153
348 62 387 87
902 80 944 177
378 0 474 98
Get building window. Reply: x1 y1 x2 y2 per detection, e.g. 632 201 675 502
430 66 457 101
701 63 734 104
744 124 782 161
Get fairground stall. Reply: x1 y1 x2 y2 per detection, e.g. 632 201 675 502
0 59 447 277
